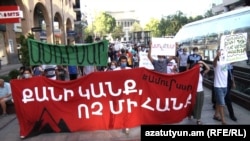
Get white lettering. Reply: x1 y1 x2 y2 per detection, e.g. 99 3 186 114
123 80 137 95
105 82 122 96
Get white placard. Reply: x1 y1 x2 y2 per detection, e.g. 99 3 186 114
151 37 176 56
220 33 248 64
139 51 155 70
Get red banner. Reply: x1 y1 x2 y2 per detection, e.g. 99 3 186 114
0 6 22 23
11 66 199 138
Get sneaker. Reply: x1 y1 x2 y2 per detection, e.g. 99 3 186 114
20 136 25 139
125 128 129 135
230 116 237 122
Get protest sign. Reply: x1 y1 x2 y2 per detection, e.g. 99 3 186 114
11 66 199 138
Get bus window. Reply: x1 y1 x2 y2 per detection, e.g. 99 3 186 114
174 7 250 68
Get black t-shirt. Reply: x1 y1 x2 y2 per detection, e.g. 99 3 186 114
187 54 202 69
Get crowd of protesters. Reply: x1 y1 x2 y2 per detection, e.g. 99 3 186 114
1 40 237 127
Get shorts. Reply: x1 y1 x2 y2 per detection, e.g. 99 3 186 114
214 87 227 106
0 97 12 102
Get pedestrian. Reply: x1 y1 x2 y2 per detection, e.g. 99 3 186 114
225 63 237 121
113 55 131 71
132 53 139 68
147 41 168 73
104 61 117 71
213 49 228 125
82 65 97 76
212 63 237 121
187 47 202 70
113 55 131 134
56 65 67 81
32 65 43 76
178 47 189 72
21 67 33 79
41 64 57 80
192 61 210 125
17 66 25 79
67 65 78 80
0 79 12 116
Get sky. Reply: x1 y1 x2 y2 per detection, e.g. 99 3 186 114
80 0 213 26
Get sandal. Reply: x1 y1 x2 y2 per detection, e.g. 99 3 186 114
213 116 221 121
196 120 202 125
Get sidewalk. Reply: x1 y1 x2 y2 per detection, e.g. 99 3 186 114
0 63 22 76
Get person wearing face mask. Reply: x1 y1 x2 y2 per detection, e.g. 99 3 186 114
112 55 131 134
147 41 168 73
178 47 189 72
187 47 203 70
113 55 131 71
105 61 117 71
22 68 33 79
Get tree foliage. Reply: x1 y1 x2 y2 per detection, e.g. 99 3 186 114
19 33 34 66
111 25 125 40
131 22 143 32
144 18 161 37
93 12 116 37
83 8 214 42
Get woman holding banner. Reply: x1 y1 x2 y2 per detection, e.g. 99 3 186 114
192 61 210 125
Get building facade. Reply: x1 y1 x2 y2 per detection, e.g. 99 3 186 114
106 10 139 42
212 0 250 14
0 0 77 65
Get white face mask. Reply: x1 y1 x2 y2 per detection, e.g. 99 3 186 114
158 58 164 62
23 74 31 78
110 65 116 69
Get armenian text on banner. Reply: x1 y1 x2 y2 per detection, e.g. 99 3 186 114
11 66 199 138
220 33 248 64
151 37 176 56
27 39 109 66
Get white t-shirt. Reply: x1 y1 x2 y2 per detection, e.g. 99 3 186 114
83 66 95 75
197 73 203 92
214 61 228 88
113 67 131 71
166 59 177 74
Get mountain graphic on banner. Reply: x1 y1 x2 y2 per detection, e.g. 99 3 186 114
27 108 71 138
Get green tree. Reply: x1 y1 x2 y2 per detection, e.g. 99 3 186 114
111 25 125 40
83 26 94 41
131 22 143 32
144 18 161 37
204 9 214 18
93 12 116 37
19 33 34 66
169 11 188 36
158 17 171 37
85 35 94 43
